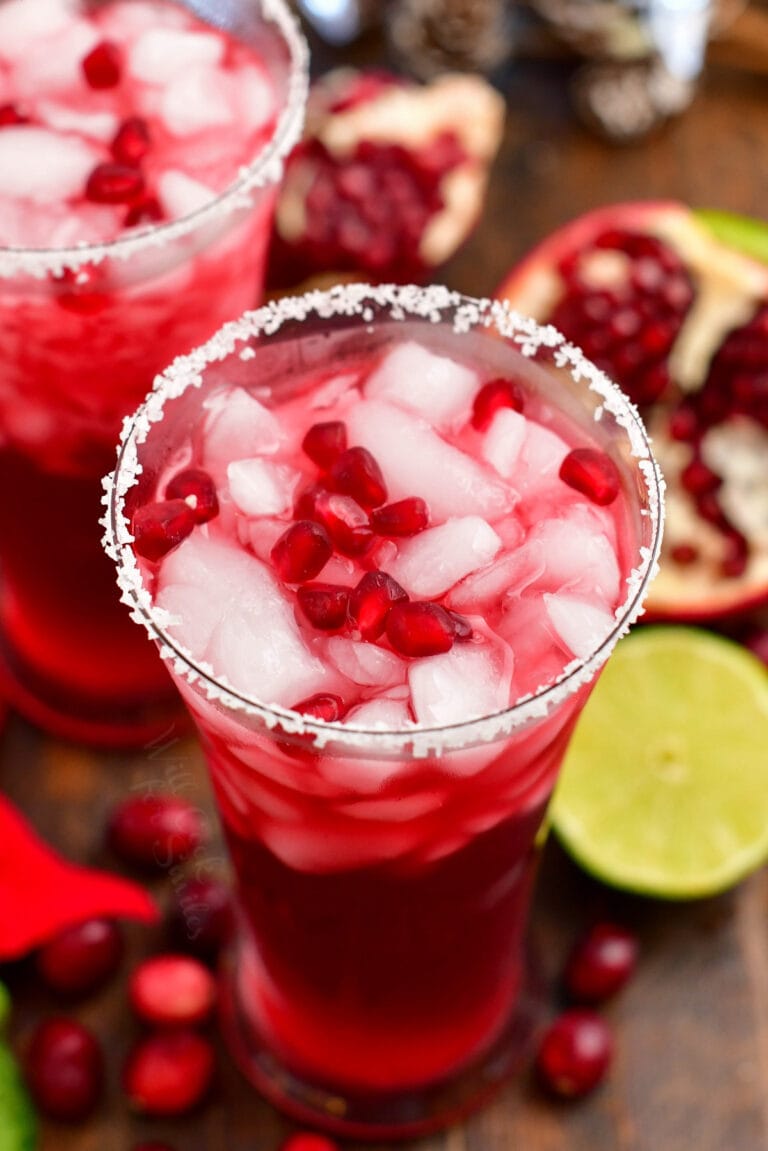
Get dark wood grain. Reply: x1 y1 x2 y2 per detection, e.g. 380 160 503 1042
4 28 768 1151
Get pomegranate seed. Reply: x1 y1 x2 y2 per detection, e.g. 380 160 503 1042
293 693 345 722
680 457 722 497
371 496 429 537
471 377 525 430
111 116 151 165
124 197 164 228
123 1030 214 1116
559 448 621 506
53 264 110 315
293 482 325 520
348 570 408 640
271 520 332 583
328 446 388 508
25 1017 104 1121
386 601 455 657
0 103 27 126
670 541 699 566
129 954 216 1028
302 420 348 467
564 922 638 1003
535 1009 613 1098
81 40 122 88
281 1135 340 1151
85 162 144 205
313 490 373 556
668 404 700 442
108 793 206 871
165 468 219 524
297 583 350 630
37 919 124 998
170 875 233 961
131 499 196 561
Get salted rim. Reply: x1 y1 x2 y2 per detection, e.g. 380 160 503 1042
103 282 665 757
0 0 309 280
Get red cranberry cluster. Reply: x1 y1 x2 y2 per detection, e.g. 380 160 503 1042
535 920 638 1098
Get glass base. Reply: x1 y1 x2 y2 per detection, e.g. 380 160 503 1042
0 639 187 749
219 952 544 1141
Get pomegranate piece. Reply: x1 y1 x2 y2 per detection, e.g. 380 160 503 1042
563 922 638 1003
471 377 525 430
271 520 333 583
371 497 429 537
293 693 345 722
111 117 151 166
386 601 455 657
53 263 110 315
328 446 387 508
123 1029 214 1116
131 499 196 561
107 793 206 871
129 954 217 1028
36 918 124 998
535 1009 613 1098
297 583 350 631
348 570 408 640
559 448 621 506
302 420 348 467
169 875 234 961
25 1017 104 1121
0 103 27 127
312 490 373 556
81 40 122 89
85 162 145 205
164 467 219 524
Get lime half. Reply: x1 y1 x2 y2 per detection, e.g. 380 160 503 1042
551 627 768 899
0 1044 36 1151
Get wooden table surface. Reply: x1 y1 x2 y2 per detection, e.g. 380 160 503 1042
4 14 768 1151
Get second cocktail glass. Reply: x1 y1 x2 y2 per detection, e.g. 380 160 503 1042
104 284 663 1136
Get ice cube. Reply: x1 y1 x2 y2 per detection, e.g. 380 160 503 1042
528 508 621 603
38 102 119 143
243 517 291 563
0 128 99 201
496 593 567 693
160 66 233 137
155 581 222 658
343 697 413 731
98 0 189 38
10 18 99 95
230 62 277 135
409 639 513 727
129 27 225 85
481 407 528 478
202 387 286 473
157 169 217 220
0 0 74 60
519 421 569 489
543 592 616 660
388 516 502 599
345 400 508 521
325 637 404 688
227 458 298 517
364 341 478 431
259 811 417 872
446 543 544 611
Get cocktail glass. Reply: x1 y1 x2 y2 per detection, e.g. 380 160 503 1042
104 284 663 1136
0 0 308 747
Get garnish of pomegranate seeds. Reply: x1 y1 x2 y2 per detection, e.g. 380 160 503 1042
497 200 768 621
535 1009 613 1098
563 922 638 1003
267 69 504 289
559 448 621 506
81 40 122 89
131 499 197 561
386 601 457 658
85 162 145 205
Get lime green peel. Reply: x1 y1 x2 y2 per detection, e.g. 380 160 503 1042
695 208 768 267
0 984 37 1151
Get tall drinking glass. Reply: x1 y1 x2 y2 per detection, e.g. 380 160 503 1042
0 0 308 746
104 284 663 1136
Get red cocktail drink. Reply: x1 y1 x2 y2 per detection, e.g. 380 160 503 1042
0 0 307 744
105 285 663 1133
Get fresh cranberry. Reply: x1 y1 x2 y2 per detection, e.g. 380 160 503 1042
108 794 206 871
123 1030 214 1116
36 919 124 998
559 448 621 506
164 468 219 524
371 497 429 537
386 601 455 657
85 162 145 205
312 490 373 555
111 117 151 166
0 103 27 127
271 520 333 583
131 498 196 561
535 1009 613 1098
564 922 638 1003
471 377 525 430
129 954 216 1028
81 40 122 88
348 570 408 640
328 446 387 508
25 1017 104 1121
296 583 350 630
170 875 234 961
302 420 348 467
280 1135 340 1151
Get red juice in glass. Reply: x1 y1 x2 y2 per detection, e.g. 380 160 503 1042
105 285 663 1135
0 0 307 745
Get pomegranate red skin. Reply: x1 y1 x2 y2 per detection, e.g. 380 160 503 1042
123 1029 215 1116
25 1017 105 1122
128 953 217 1028
535 1009 613 1098
36 918 124 998
108 793 206 871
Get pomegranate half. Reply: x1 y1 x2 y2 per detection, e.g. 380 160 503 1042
496 200 768 622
